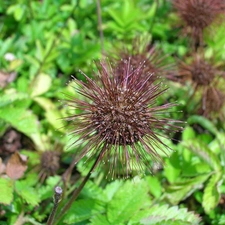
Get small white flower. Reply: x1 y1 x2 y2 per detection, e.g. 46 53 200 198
4 53 16 61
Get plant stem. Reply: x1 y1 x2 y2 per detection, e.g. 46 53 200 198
96 0 105 55
54 150 105 224
47 186 63 225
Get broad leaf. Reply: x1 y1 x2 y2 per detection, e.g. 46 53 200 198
0 178 14 205
0 106 40 136
63 199 105 224
30 73 52 97
15 180 40 206
107 179 149 224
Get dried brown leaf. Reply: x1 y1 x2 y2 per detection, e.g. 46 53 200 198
6 152 28 180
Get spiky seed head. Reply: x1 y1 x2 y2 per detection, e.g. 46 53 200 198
190 58 215 86
176 55 217 86
65 60 181 178
41 151 60 176
199 86 225 118
173 0 225 44
111 37 175 82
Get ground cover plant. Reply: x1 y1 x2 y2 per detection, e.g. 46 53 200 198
0 0 225 224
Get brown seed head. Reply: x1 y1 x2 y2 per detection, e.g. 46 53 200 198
41 151 60 176
176 55 217 86
111 37 175 82
173 0 225 44
65 60 181 178
199 86 225 118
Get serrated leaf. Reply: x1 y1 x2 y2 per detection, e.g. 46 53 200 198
203 173 222 213
107 179 149 224
165 174 210 204
103 180 123 202
0 106 40 136
38 176 61 201
81 180 106 202
90 214 111 225
154 220 191 225
15 180 40 206
63 199 105 224
140 205 201 225
0 178 14 205
183 139 222 171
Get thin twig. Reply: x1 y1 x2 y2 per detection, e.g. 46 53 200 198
47 186 63 225
96 0 105 55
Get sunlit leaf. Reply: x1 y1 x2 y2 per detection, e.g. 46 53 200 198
203 173 223 214
0 178 14 205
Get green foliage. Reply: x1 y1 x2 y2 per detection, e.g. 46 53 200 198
0 178 14 205
1 0 225 224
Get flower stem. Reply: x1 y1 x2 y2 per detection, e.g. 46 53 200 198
54 150 105 224
96 0 104 55
47 186 63 225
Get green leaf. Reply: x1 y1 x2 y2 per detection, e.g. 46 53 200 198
182 139 222 171
182 126 196 141
165 174 211 204
187 116 218 135
0 89 28 108
107 179 149 224
81 180 106 202
140 205 201 225
164 151 181 183
0 106 40 138
35 40 45 61
0 178 14 205
30 73 52 97
14 6 24 21
15 180 40 206
103 180 123 202
203 173 222 214
38 176 61 201
63 199 105 224
146 176 162 198
90 214 111 225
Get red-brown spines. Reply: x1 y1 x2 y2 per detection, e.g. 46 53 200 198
173 0 225 45
177 56 216 86
199 86 225 118
40 151 60 176
65 60 181 178
111 38 175 82
175 54 225 118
